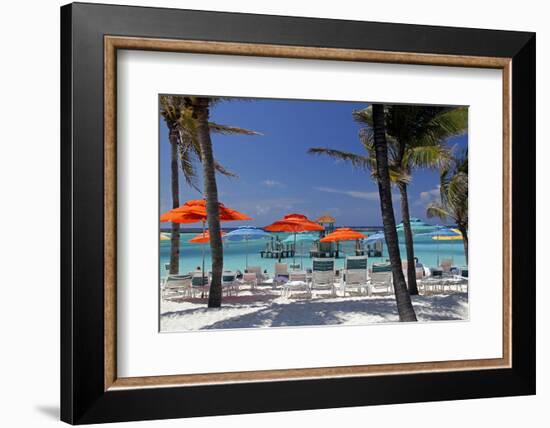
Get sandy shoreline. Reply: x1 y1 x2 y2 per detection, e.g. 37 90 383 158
160 290 468 332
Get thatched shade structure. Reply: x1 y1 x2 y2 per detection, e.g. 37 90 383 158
316 214 336 235
316 215 336 224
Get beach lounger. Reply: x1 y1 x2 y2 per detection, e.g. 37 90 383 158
440 259 453 273
282 271 311 298
191 272 210 298
368 272 393 296
162 274 192 299
342 256 368 296
240 272 257 289
222 271 238 296
311 258 336 297
274 263 289 287
247 266 269 285
371 262 392 273
401 260 424 280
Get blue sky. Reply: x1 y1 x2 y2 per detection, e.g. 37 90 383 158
160 98 467 227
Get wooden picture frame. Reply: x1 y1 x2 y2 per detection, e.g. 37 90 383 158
61 2 535 424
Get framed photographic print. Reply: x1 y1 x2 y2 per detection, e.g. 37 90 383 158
60 2 536 424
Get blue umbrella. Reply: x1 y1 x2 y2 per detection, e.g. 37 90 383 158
416 227 461 265
282 233 318 244
223 226 271 267
283 233 318 268
365 231 384 244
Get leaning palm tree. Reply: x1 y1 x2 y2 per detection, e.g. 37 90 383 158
160 96 185 275
181 96 262 308
160 96 260 278
427 149 469 263
183 97 224 308
309 104 417 321
353 105 467 294
369 104 417 321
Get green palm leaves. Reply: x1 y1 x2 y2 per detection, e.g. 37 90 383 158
426 149 469 262
160 95 261 192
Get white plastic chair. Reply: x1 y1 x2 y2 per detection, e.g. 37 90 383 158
368 272 393 296
222 271 238 296
311 258 336 297
342 256 368 296
274 263 289 287
162 274 192 299
282 271 310 298
190 272 210 298
240 272 257 290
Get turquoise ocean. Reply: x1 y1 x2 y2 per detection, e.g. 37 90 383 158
160 228 467 279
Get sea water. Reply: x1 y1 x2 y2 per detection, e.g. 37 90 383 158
160 229 467 279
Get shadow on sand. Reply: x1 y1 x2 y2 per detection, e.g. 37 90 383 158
162 292 467 331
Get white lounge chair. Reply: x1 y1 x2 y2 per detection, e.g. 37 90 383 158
440 259 453 274
368 271 393 296
247 266 269 285
282 271 311 298
240 272 257 290
311 258 336 297
342 256 368 296
190 272 210 298
222 271 238 296
274 263 289 287
162 274 192 299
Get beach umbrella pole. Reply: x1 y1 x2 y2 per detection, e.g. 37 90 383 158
293 232 297 266
202 220 206 281
245 237 249 268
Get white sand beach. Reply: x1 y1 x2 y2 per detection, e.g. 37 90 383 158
160 290 468 332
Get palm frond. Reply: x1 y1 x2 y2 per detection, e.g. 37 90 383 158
426 203 451 220
214 160 237 178
404 145 451 170
352 107 373 127
307 147 371 170
208 122 263 136
178 144 200 191
446 172 468 209
415 107 468 146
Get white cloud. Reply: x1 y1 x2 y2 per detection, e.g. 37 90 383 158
419 185 441 202
415 185 441 207
314 186 380 201
262 179 285 188
235 197 304 217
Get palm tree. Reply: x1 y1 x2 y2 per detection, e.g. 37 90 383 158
181 96 262 308
370 104 417 321
309 104 417 321
160 96 184 275
354 106 467 294
160 96 260 280
427 149 469 263
182 97 224 308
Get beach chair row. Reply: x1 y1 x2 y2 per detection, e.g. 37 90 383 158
162 256 468 300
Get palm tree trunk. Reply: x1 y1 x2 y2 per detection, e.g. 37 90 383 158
398 182 419 295
168 126 180 275
193 98 224 308
458 224 469 264
372 104 417 322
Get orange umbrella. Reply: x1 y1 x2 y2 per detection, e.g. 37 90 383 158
264 214 323 265
161 199 252 223
264 213 324 233
161 199 251 274
320 228 367 242
189 230 226 244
